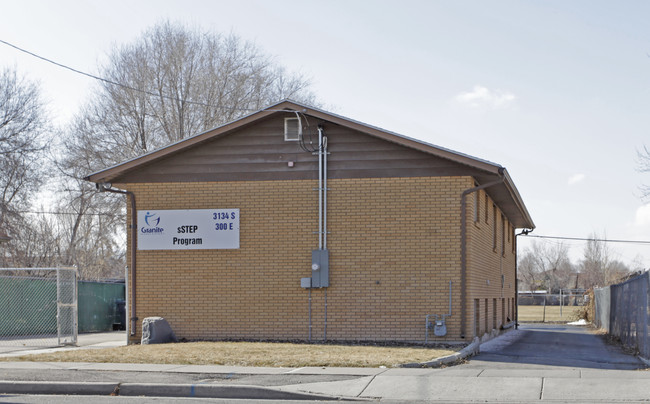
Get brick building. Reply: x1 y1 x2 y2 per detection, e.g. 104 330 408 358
85 100 534 344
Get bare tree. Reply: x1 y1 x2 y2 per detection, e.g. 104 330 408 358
579 233 630 288
518 240 573 293
0 66 48 264
0 67 48 224
638 145 650 199
0 212 59 268
53 21 316 279
518 250 543 291
80 21 316 162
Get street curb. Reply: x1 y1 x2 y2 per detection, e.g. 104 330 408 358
0 381 116 396
0 381 340 400
401 326 518 368
401 337 480 368
638 355 650 367
119 383 340 400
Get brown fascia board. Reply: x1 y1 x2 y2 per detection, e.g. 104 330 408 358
85 99 504 183
290 101 504 175
285 102 535 228
84 100 533 228
84 106 281 183
501 169 536 229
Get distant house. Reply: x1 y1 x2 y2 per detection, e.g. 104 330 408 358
85 100 534 343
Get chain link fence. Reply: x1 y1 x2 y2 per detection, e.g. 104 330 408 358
595 272 649 361
0 268 78 352
518 291 587 323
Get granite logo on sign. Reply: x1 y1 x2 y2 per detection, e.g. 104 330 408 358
141 211 164 234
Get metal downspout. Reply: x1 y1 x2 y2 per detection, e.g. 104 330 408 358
514 229 533 330
124 264 129 342
320 126 328 341
99 186 138 337
515 233 519 329
460 171 504 339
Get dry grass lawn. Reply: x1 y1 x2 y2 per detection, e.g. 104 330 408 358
518 305 584 323
1 341 459 368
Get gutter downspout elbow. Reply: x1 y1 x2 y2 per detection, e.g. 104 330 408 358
460 172 505 339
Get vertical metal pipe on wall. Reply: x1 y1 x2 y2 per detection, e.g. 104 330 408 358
127 192 137 337
323 135 328 250
322 128 328 341
99 185 137 338
125 265 129 343
318 127 323 251
514 229 532 330
305 125 329 341
324 289 328 341
320 126 329 341
315 126 329 341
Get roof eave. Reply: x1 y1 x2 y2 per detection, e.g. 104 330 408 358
84 100 534 229
84 103 291 183
86 99 507 183
501 169 535 229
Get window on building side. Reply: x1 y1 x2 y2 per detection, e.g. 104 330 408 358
284 117 301 141
492 204 497 251
474 188 479 223
484 194 489 223
501 214 505 257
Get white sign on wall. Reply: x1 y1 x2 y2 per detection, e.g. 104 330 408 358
137 209 239 250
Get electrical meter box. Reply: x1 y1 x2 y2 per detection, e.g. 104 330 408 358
311 249 329 288
300 277 312 288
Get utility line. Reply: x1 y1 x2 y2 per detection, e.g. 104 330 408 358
0 38 298 113
19 210 121 217
520 234 650 245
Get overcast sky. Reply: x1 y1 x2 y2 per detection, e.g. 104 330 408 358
1 0 649 267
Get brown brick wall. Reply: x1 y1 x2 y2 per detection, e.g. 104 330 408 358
466 189 517 337
120 175 514 343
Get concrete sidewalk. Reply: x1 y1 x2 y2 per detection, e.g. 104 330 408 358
0 326 649 402
0 358 649 402
0 331 127 356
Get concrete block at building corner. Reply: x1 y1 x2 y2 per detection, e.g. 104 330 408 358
141 317 177 344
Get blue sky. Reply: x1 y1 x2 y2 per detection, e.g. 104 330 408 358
1 0 649 267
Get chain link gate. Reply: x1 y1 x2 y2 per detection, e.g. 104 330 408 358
0 268 78 352
56 268 78 345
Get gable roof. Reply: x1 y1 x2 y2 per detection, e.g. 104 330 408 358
85 99 534 228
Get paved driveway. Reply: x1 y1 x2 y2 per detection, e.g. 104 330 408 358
359 324 649 402
470 323 644 370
